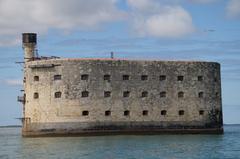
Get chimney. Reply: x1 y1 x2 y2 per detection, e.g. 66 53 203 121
22 33 37 62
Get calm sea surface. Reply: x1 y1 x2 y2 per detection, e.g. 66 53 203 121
0 125 240 159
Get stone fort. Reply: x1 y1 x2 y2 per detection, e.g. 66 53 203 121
19 33 223 137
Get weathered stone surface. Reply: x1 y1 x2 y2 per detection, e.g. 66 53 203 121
22 58 223 136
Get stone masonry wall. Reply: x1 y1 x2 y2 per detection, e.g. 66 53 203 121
23 59 223 135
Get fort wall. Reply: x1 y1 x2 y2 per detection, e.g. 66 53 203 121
22 58 223 136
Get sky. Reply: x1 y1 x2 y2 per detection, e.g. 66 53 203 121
0 0 240 126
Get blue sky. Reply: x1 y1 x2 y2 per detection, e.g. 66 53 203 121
0 0 240 125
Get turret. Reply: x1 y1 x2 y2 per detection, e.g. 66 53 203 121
22 33 37 62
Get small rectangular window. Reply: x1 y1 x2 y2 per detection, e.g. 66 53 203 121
159 75 166 81
199 110 204 115
34 76 39 81
178 76 184 81
104 91 111 98
105 111 111 116
104 75 111 81
178 92 184 98
142 110 148 116
161 110 167 116
123 75 129 80
160 91 166 98
54 92 62 98
179 110 184 116
54 75 61 80
123 91 130 97
141 75 148 81
82 91 89 97
198 76 203 81
81 74 89 80
82 111 89 116
34 92 39 99
215 109 220 115
142 91 148 98
124 110 130 116
198 92 204 98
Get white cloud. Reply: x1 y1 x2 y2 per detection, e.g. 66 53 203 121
127 0 195 38
187 0 217 3
0 0 197 45
1 79 22 86
226 0 240 18
0 0 124 46
127 0 157 11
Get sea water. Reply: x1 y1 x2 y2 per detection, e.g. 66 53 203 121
0 125 240 159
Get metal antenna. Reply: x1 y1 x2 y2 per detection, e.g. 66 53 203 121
35 49 39 58
111 52 114 59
